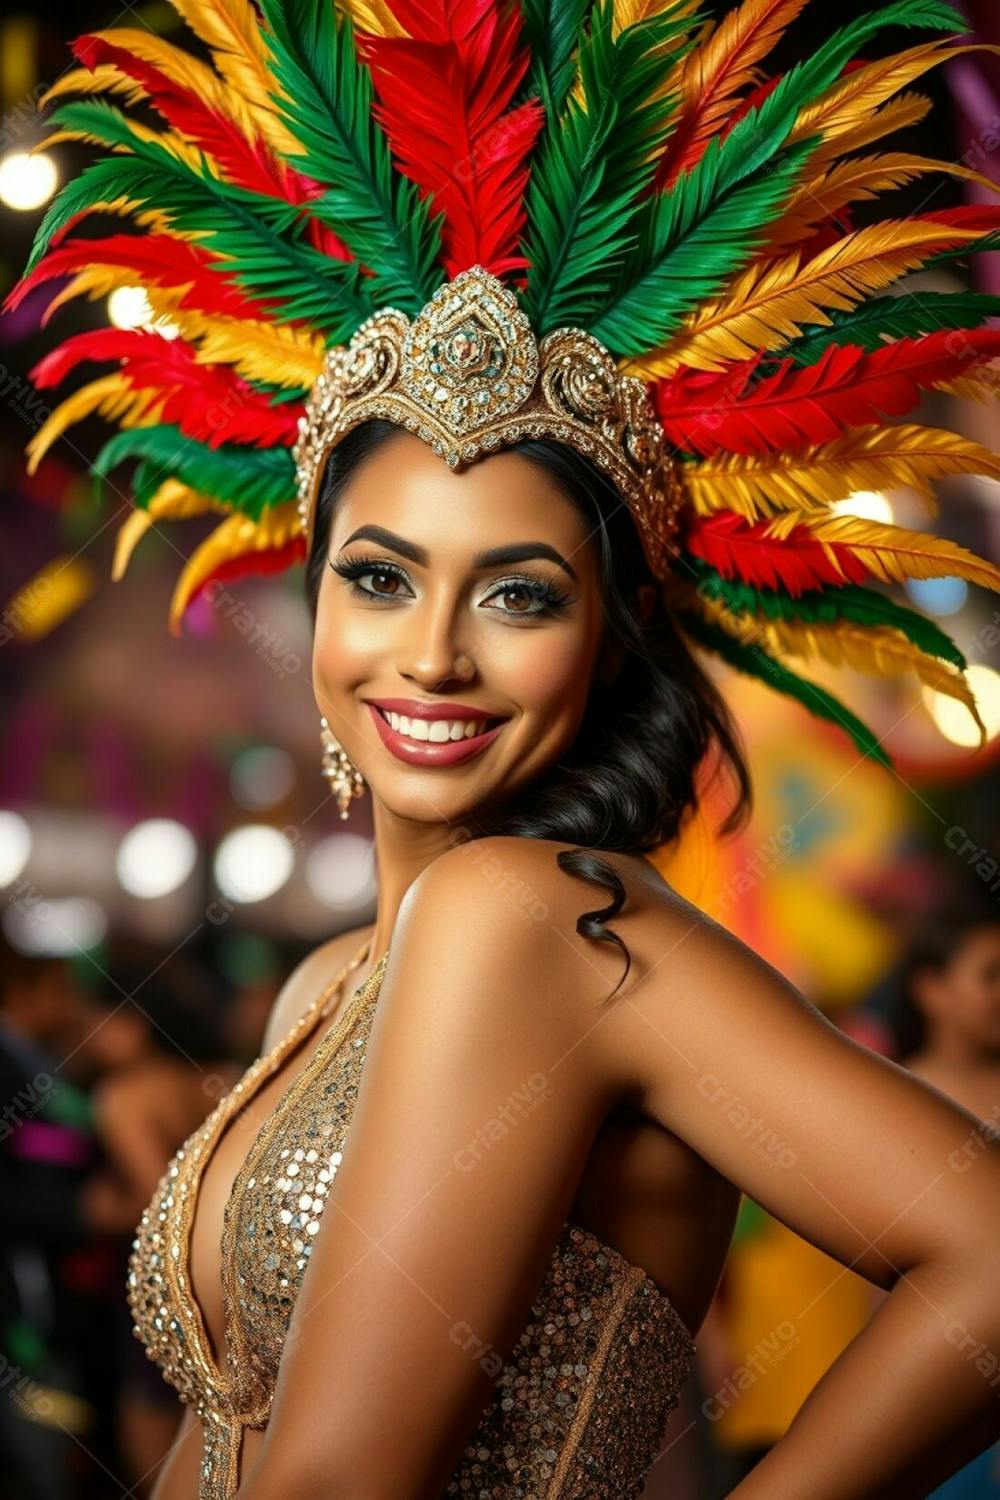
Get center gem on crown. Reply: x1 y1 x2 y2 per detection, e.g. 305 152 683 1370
439 318 503 380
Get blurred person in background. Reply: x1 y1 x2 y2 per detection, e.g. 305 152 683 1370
0 935 123 1499
887 906 1000 1499
82 946 242 1497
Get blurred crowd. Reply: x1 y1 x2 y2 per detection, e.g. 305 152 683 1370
0 931 292 1499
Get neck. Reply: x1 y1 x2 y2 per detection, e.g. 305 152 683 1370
921 1022 1000 1070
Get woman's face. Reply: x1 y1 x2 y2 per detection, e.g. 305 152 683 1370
312 430 611 826
917 924 1000 1051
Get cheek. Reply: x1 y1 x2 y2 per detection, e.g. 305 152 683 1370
312 591 381 688
487 623 598 717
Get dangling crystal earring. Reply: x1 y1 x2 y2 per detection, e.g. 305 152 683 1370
319 716 366 820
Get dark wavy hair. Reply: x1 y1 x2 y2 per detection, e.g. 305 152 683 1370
887 907 1000 1063
305 418 751 998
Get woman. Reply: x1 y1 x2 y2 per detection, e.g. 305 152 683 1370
8 0 1000 1495
889 911 1000 1500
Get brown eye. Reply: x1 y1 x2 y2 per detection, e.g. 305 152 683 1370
498 584 534 612
369 570 400 596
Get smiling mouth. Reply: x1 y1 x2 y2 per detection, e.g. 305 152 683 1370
374 707 506 743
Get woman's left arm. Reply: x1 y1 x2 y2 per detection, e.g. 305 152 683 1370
234 842 627 1500
626 899 1000 1500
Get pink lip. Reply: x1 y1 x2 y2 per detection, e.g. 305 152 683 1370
365 702 508 767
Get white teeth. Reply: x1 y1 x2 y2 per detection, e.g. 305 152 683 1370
382 709 493 743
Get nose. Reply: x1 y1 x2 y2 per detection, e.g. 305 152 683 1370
397 595 476 691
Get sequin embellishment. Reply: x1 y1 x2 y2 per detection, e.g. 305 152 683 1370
127 942 696 1498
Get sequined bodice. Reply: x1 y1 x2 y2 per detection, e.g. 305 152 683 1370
127 942 696 1498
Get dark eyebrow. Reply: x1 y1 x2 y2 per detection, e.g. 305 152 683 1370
338 525 578 582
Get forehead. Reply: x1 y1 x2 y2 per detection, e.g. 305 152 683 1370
329 429 596 560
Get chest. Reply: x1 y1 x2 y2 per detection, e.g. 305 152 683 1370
187 996 367 1389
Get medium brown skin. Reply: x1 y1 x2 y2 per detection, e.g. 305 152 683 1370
151 433 1000 1500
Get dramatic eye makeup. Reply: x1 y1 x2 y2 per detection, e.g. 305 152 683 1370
328 550 575 617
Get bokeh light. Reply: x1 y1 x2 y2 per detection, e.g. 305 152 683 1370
117 819 199 899
214 825 296 903
0 151 58 211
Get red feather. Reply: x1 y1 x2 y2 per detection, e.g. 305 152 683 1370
654 329 1000 456
654 0 807 192
177 536 308 635
357 0 543 278
681 509 868 594
2 233 277 324
72 34 352 262
918 205 1000 235
30 329 303 448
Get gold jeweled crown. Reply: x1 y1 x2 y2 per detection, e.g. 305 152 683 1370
293 265 684 579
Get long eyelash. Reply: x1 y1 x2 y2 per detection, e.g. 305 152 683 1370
329 551 409 601
484 574 572 614
329 553 572 615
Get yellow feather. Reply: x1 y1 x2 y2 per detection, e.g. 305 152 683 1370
112 479 230 581
677 0 808 139
40 63 148 109
613 0 701 29
25 375 165 475
38 267 183 325
83 27 262 143
766 153 1000 251
790 42 999 149
168 500 302 635
764 509 1000 593
41 196 176 241
938 367 1000 404
159 306 325 388
338 0 408 36
624 220 983 376
808 92 934 163
166 0 299 156
680 585 987 740
683 424 1000 520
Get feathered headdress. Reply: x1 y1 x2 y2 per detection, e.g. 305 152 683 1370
7 0 1000 767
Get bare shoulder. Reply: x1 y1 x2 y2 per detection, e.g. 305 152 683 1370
260 921 376 1054
396 835 696 1051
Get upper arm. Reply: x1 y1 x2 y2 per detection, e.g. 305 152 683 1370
92 1071 172 1200
627 903 1000 1288
242 840 614 1499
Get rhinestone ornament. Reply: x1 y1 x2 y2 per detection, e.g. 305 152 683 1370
127 944 695 1498
293 266 685 582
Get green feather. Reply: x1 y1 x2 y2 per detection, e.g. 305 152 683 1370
926 230 1000 266
720 0 965 182
597 0 964 354
25 136 374 339
93 425 295 519
777 292 1000 365
256 0 442 311
685 560 967 669
521 0 694 332
592 140 812 354
45 98 153 155
678 609 893 768
518 0 592 118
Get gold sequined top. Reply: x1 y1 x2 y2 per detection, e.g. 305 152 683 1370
127 939 696 1499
